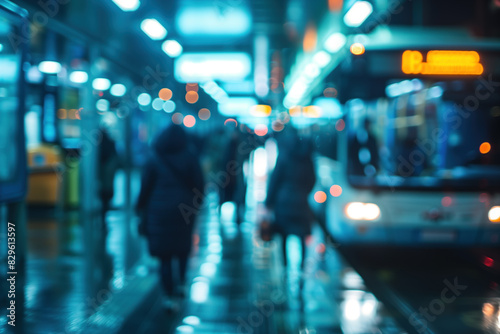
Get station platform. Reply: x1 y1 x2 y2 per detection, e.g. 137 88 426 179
1 191 405 334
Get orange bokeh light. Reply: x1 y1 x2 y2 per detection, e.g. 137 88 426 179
335 119 345 131
323 87 337 98
183 115 196 128
402 50 483 75
289 106 301 117
185 91 199 104
303 24 317 52
302 106 322 118
198 108 211 121
57 109 67 119
480 142 491 154
483 303 494 316
159 88 173 101
314 191 327 204
250 105 272 117
186 83 199 92
350 43 365 55
254 124 268 137
68 109 78 119
224 118 238 127
442 196 452 207
328 0 343 11
315 243 326 254
330 185 343 197
272 121 284 132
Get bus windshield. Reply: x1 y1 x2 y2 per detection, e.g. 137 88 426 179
346 79 500 190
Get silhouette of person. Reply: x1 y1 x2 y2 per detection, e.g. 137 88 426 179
136 124 204 310
265 128 316 276
97 127 119 228
220 126 251 224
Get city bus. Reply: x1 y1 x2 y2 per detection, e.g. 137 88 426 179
315 32 500 246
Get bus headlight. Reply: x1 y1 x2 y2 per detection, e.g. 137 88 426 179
345 202 381 221
489 206 500 223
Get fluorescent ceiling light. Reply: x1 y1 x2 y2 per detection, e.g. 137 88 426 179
38 61 61 74
110 83 127 97
212 90 229 104
324 33 346 53
92 78 111 91
112 0 140 12
344 1 373 27
304 63 320 79
313 98 342 118
283 79 309 108
218 97 258 117
250 105 272 117
254 35 269 98
175 53 251 82
221 81 254 94
313 51 332 68
176 7 251 37
283 99 295 109
162 40 183 58
69 71 88 84
201 81 229 104
201 81 219 95
141 19 168 40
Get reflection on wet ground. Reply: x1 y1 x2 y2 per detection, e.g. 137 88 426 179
137 198 404 334
0 208 146 333
1 195 403 334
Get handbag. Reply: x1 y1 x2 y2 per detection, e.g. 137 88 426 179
259 216 274 242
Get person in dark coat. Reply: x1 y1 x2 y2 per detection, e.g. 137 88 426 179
265 128 316 271
136 124 205 303
97 127 119 228
219 126 251 224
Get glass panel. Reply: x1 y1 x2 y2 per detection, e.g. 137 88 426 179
0 15 21 182
347 79 500 190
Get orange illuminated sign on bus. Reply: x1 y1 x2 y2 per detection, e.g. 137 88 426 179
402 50 483 75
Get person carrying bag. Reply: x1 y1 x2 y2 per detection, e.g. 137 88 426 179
135 124 205 311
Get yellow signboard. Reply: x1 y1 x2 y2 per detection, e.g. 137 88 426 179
402 50 483 75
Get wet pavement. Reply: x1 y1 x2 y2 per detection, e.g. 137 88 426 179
0 208 147 334
131 195 405 334
9 190 492 334
0 191 408 334
341 247 500 334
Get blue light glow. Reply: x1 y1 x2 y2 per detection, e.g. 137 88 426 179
175 53 252 82
176 6 251 37
344 1 373 27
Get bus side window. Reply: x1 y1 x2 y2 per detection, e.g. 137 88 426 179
316 129 338 160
